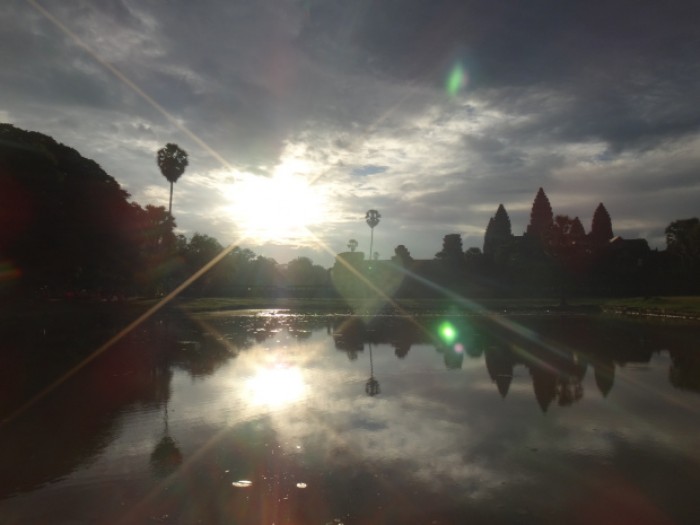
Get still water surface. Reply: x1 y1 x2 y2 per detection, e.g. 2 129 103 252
1 312 700 524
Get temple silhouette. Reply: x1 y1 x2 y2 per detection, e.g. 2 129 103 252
332 187 658 298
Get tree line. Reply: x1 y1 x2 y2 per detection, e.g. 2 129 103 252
0 124 328 301
2 123 697 302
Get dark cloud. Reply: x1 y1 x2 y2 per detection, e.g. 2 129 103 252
2 0 699 263
301 1 700 151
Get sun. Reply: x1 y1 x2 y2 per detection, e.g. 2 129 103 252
245 365 307 409
225 168 328 244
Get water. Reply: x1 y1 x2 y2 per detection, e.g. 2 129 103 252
1 311 699 524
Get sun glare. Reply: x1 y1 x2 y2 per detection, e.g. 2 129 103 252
245 365 307 409
225 168 328 244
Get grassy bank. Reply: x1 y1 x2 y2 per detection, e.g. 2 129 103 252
598 296 700 319
4 295 700 322
169 295 700 319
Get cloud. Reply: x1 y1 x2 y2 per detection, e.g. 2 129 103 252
3 0 699 264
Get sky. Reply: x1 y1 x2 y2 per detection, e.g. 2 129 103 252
3 0 699 266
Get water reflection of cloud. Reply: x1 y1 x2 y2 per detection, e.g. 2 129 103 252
266 385 506 498
160 321 700 508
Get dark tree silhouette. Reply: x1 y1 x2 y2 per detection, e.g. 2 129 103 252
526 187 554 239
393 244 413 265
157 143 188 217
435 233 464 262
133 204 180 296
0 123 147 294
665 218 700 266
285 256 328 287
347 239 358 252
665 217 700 290
589 203 614 245
365 209 381 261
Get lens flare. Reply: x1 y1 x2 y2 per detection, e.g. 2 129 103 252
446 63 468 96
438 321 458 345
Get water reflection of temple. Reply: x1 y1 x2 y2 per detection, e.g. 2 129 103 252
328 315 700 410
3 311 699 511
485 344 587 411
476 318 673 410
484 346 514 398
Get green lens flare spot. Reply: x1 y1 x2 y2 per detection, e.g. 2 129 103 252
438 321 458 344
446 63 467 96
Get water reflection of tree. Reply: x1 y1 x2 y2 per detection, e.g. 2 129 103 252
333 317 366 360
436 344 464 370
150 401 183 477
365 343 380 396
332 316 425 361
0 321 177 498
669 350 700 393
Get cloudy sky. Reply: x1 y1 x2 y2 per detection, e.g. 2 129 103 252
3 0 699 266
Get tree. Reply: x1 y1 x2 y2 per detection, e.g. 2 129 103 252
666 218 700 261
392 245 413 266
181 233 226 295
365 209 381 261
0 123 142 294
435 233 464 262
347 239 358 252
285 256 328 288
590 203 614 246
665 218 700 289
157 143 188 217
132 204 180 296
526 187 554 239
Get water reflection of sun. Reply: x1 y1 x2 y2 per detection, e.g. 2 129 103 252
245 365 307 409
224 168 328 244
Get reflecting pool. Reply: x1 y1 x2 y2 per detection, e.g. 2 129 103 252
1 312 700 524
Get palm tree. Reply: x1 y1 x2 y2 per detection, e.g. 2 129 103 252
365 209 381 262
157 143 189 217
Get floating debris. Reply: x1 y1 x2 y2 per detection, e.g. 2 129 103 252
296 482 307 488
232 480 253 488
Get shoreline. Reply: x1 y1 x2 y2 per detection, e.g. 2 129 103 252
3 296 700 323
